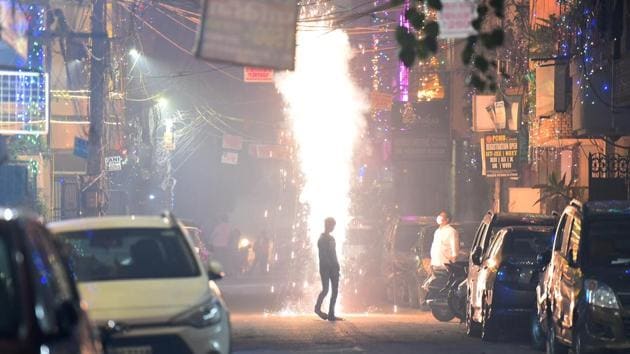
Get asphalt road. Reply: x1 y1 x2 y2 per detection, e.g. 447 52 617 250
230 311 541 354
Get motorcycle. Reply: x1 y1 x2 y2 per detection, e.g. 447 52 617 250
424 261 468 322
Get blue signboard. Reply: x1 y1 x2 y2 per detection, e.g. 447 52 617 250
73 137 88 159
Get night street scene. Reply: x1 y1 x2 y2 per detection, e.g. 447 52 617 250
2 0 630 353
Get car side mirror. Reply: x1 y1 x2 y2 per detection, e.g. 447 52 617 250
537 250 552 267
471 246 483 266
55 300 79 337
207 260 225 280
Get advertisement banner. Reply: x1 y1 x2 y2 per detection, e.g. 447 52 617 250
370 91 394 111
194 0 298 70
391 135 450 162
438 0 476 39
244 67 274 83
105 156 123 171
222 133 243 151
221 151 239 165
481 134 519 178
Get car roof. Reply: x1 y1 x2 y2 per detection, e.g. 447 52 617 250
499 225 554 234
492 213 556 226
48 215 174 234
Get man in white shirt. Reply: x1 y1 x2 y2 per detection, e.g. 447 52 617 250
430 210 460 268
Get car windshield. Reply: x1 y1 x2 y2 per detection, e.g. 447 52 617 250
585 218 630 267
57 228 200 281
503 231 552 257
0 233 19 337
394 224 420 252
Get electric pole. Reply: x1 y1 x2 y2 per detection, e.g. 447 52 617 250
85 0 107 216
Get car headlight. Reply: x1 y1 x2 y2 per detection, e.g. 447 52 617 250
171 298 223 328
585 279 619 310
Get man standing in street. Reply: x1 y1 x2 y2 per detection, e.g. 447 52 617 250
315 217 341 321
430 210 460 269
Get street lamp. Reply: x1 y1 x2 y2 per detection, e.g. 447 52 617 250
157 97 168 108
129 48 140 59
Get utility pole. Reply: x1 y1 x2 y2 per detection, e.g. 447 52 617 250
85 0 107 216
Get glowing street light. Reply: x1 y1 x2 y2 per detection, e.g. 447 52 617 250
129 48 140 59
157 97 168 108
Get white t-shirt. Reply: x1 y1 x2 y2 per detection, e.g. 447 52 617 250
430 224 460 267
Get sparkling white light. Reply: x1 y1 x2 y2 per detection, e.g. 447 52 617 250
275 4 368 307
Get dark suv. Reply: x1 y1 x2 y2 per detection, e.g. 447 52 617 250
541 200 630 354
466 211 557 337
0 210 101 354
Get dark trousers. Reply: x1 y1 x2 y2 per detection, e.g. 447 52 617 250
315 268 339 317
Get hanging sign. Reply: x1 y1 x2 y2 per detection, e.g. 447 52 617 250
438 0 476 39
194 0 298 70
105 155 123 171
244 67 274 83
370 91 394 111
221 151 239 165
73 137 89 159
222 134 243 151
481 134 519 178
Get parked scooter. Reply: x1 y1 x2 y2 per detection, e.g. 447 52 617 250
424 261 468 322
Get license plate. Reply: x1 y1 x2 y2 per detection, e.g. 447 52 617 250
107 346 152 354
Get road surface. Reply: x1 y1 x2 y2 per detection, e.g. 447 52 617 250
230 311 540 354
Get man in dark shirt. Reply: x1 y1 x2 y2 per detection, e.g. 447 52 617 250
315 217 341 321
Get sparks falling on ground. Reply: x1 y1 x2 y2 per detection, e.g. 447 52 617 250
275 3 368 312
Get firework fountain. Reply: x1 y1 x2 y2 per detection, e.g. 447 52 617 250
274 2 368 313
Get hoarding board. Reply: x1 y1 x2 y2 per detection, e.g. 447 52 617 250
481 134 519 178
195 0 298 70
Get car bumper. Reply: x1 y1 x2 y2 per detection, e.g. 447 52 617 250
580 307 630 351
105 312 231 354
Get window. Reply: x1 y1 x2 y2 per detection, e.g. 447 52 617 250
0 231 19 337
57 228 200 282
24 222 75 335
567 217 582 264
553 215 569 252
486 230 504 260
584 217 630 267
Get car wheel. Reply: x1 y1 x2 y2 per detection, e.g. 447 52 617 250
466 297 481 337
431 305 455 322
572 323 588 354
545 318 568 354
530 312 546 351
481 296 499 342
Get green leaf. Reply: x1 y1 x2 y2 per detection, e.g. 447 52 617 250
390 0 405 6
399 47 416 67
468 73 486 91
462 46 474 65
473 56 489 72
476 5 488 17
426 0 443 11
406 8 426 29
423 36 438 53
489 0 505 18
395 26 416 46
471 18 482 31
424 21 440 38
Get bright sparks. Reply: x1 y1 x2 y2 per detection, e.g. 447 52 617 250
275 4 368 305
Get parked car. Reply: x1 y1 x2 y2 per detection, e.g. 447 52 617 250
539 200 630 354
48 213 231 354
470 226 554 341
466 211 557 337
0 209 102 354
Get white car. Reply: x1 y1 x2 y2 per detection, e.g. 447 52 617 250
48 214 231 354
